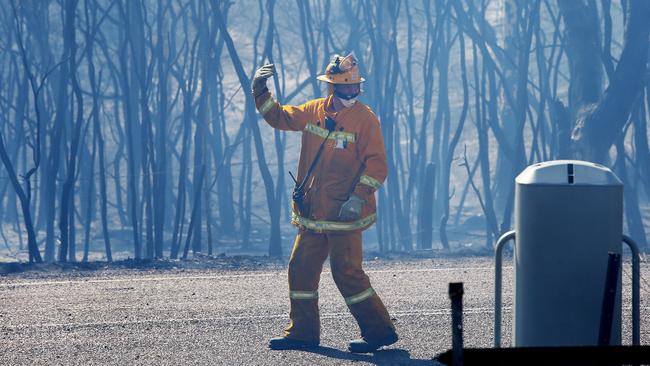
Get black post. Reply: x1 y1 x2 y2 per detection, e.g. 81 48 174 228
449 282 464 366
598 252 621 346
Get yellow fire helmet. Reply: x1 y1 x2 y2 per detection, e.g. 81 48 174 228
317 53 366 84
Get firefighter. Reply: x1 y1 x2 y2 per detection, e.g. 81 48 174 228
252 54 397 353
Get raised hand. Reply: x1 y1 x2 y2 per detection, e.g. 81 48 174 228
252 63 275 96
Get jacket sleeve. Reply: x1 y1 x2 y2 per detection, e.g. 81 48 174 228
352 113 388 201
254 90 315 131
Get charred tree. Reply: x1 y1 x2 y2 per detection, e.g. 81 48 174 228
214 1 283 257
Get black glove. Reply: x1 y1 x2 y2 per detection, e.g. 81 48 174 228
338 194 365 221
252 64 275 97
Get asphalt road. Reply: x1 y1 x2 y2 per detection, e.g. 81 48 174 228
1 257 648 365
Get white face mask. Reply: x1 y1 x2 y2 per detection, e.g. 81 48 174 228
338 96 357 108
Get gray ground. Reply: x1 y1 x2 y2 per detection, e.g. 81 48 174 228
1 256 649 365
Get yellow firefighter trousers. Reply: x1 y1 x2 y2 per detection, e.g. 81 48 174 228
284 230 396 343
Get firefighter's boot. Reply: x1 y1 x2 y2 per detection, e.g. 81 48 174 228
348 332 399 353
269 336 319 350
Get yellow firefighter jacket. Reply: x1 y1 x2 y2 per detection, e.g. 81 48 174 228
255 91 388 233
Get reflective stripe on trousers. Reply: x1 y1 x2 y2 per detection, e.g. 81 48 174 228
345 287 375 305
290 290 318 300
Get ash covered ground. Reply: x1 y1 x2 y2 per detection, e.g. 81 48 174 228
2 255 649 365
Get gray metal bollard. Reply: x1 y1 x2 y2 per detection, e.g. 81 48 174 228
493 160 640 348
494 230 515 348
622 235 640 346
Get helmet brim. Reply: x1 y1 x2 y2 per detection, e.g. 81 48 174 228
317 74 365 84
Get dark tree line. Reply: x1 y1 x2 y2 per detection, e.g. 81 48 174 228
0 0 648 263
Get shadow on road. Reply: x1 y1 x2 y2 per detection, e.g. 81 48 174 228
302 346 437 365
